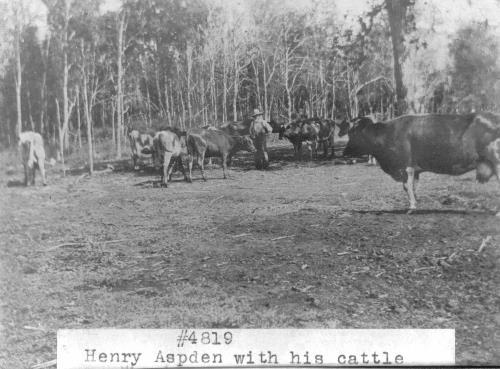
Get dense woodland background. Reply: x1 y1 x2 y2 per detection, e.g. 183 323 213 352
1 0 500 169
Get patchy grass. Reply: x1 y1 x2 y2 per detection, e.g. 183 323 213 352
0 140 499 368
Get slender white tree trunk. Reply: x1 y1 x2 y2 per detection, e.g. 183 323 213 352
116 13 125 159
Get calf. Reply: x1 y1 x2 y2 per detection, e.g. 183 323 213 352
151 130 188 187
186 128 256 181
343 113 500 213
18 131 47 186
127 128 154 170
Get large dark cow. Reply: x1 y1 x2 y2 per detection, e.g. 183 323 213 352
151 130 188 187
127 127 154 170
338 117 377 164
343 113 500 213
186 128 256 181
283 118 336 160
220 116 273 169
18 131 47 186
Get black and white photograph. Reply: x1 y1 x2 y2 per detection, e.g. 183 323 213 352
0 0 499 367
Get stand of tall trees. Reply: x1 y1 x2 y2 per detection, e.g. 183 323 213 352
1 0 499 170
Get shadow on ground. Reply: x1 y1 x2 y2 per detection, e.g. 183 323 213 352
353 208 496 216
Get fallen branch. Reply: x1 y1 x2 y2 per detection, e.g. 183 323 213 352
271 235 295 241
74 173 88 185
209 195 224 205
477 235 491 253
414 266 438 273
31 359 56 369
47 242 87 251
446 251 458 262
352 267 370 274
232 233 251 238
174 190 211 194
100 238 132 245
336 251 350 256
47 238 140 251
23 325 46 332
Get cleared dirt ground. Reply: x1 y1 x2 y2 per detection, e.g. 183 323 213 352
1 139 499 368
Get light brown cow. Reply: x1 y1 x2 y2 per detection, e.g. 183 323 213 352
151 130 188 187
18 131 47 186
127 128 154 170
186 127 256 182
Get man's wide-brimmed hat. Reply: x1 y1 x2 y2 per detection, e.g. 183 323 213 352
251 108 264 117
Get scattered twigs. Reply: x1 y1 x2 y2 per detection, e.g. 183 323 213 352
47 238 140 251
232 233 251 238
336 251 350 256
23 325 46 332
270 235 295 241
477 235 491 253
74 173 88 185
209 195 224 205
47 242 87 251
414 266 438 273
31 359 56 369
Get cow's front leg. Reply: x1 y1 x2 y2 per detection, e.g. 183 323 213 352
405 167 417 213
294 142 302 160
198 153 207 181
169 159 178 182
178 156 188 182
323 141 328 158
187 154 194 183
23 164 29 186
222 153 229 179
133 154 139 170
293 143 299 158
31 165 36 185
413 172 419 200
304 142 313 161
312 140 318 159
161 152 172 187
262 151 269 169
39 160 47 186
166 161 177 184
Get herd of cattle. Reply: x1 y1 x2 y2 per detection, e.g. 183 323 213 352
16 111 500 213
129 113 340 186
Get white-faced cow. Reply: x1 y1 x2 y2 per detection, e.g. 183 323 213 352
343 113 500 213
18 131 47 186
151 130 188 187
127 128 154 170
186 127 256 182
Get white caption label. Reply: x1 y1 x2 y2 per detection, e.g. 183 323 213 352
57 329 455 368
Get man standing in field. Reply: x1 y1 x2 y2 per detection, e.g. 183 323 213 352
249 108 273 169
